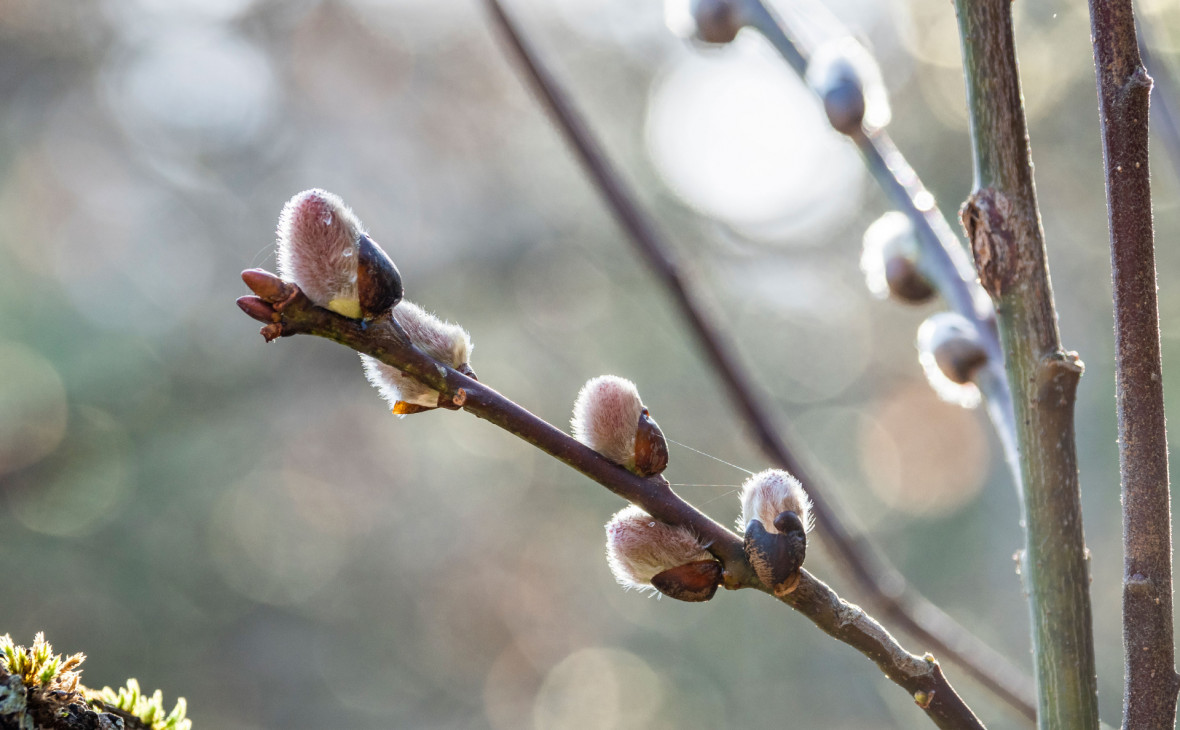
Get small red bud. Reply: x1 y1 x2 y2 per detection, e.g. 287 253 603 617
236 296 276 323
241 269 294 303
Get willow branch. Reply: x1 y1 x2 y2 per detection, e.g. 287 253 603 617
237 273 985 729
1089 3 1179 727
953 0 1098 727
737 0 1021 493
481 0 1035 720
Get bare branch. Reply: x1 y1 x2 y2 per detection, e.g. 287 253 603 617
953 0 1098 726
480 0 1035 720
1089 3 1180 727
237 271 986 729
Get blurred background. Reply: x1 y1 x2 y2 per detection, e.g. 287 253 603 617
1 0 1178 727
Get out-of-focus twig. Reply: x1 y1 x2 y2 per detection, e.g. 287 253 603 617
237 271 986 729
1091 5 1180 729
480 0 1035 721
738 0 1021 497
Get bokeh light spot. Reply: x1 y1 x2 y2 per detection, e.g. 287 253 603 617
858 385 989 518
645 34 863 241
533 647 665 730
0 341 68 476
7 406 131 537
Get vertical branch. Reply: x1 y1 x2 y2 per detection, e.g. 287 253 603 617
953 0 1098 727
1089 3 1180 728
482 0 1037 721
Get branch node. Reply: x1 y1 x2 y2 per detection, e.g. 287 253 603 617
960 188 1027 298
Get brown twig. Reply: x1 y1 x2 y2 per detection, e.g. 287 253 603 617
237 273 985 729
1089 3 1180 728
480 0 1036 720
953 0 1098 726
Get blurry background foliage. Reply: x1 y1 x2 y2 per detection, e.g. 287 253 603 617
0 0 1177 727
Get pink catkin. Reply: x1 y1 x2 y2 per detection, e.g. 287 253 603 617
739 469 814 534
605 504 711 589
276 189 365 309
570 376 644 468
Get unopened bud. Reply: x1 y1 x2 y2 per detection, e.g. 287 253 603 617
860 212 935 304
916 312 986 408
276 189 403 321
571 376 669 477
743 514 806 596
806 37 891 136
665 0 743 45
605 504 720 601
738 469 813 535
362 301 473 415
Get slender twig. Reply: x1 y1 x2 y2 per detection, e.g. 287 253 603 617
953 0 1098 727
237 273 986 729
480 0 1037 720
1137 25 1180 182
1089 3 1180 727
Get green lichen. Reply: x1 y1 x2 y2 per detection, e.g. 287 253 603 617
99 679 190 730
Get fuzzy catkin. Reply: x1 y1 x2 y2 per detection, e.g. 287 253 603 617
739 469 814 534
605 504 712 590
362 300 473 409
276 189 367 317
570 375 644 468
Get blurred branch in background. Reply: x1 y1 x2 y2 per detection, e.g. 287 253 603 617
1090 2 1179 728
482 0 1035 720
237 268 986 729
737 0 1021 496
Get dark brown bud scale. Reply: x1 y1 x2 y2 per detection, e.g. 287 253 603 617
744 514 807 597
356 233 403 319
691 0 742 44
650 559 723 602
933 336 989 385
633 408 669 477
884 256 936 303
822 80 866 136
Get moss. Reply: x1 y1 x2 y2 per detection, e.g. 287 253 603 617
0 634 189 730
98 681 189 730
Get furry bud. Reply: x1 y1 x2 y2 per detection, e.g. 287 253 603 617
739 469 813 535
665 0 744 45
571 376 669 477
860 212 935 304
276 189 402 320
605 505 719 601
917 312 987 408
362 301 473 415
806 37 891 135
